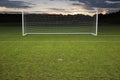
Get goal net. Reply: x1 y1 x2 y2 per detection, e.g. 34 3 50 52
22 10 98 36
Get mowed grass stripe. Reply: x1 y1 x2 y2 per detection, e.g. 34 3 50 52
0 41 120 43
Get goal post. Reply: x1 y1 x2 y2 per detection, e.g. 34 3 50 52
22 10 98 36
22 11 25 36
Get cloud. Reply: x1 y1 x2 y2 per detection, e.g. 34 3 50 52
106 0 120 4
0 0 32 8
48 8 67 11
0 0 119 14
69 0 85 6
68 0 120 8
109 0 120 1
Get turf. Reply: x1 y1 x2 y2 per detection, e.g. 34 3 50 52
0 26 120 80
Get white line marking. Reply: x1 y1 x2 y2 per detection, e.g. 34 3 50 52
0 35 120 37
99 35 120 36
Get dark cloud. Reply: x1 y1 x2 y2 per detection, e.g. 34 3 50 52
106 0 120 4
49 8 66 11
69 0 120 8
0 0 31 8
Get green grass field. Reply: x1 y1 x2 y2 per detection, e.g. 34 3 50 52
0 26 120 80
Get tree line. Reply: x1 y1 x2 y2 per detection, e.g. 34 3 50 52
0 11 119 26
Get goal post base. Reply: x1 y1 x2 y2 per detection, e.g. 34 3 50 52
22 33 27 36
23 33 97 36
91 33 98 36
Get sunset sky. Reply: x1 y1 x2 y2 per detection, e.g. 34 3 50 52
0 0 120 14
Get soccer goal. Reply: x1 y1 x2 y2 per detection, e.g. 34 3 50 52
22 10 98 36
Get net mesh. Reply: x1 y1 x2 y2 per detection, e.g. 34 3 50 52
23 11 97 34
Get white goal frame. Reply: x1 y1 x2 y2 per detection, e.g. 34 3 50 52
22 10 98 36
